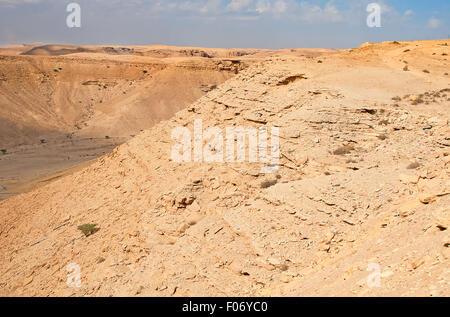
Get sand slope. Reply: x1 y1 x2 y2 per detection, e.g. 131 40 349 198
0 40 449 296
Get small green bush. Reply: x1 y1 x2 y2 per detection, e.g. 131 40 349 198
0 149 6 154
77 224 98 237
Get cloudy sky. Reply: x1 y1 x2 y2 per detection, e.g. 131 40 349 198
0 0 448 48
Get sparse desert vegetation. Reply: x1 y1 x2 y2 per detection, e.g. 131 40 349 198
407 162 421 170
77 224 99 237
333 145 355 155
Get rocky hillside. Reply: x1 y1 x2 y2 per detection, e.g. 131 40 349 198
0 54 242 148
0 47 258 201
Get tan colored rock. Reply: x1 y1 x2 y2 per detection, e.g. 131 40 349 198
409 95 420 102
399 173 419 185
186 201 201 213
432 208 449 229
280 273 292 283
397 199 421 218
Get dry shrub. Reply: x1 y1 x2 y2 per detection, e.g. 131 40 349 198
412 98 424 105
407 162 421 170
333 145 355 155
261 179 278 189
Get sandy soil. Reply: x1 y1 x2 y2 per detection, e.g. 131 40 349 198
0 40 448 297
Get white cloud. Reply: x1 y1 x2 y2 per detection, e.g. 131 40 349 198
427 17 441 29
226 0 253 12
297 1 343 23
378 2 394 14
272 0 286 14
404 9 414 19
170 0 338 21
255 0 270 14
254 0 286 14
174 0 222 14
200 0 223 13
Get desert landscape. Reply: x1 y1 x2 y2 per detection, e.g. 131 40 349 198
0 44 334 201
0 39 449 297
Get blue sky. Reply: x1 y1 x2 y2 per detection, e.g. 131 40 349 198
0 0 448 48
